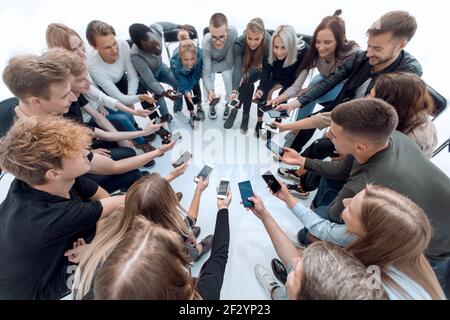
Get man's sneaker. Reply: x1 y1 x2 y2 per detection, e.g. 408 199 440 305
277 167 301 182
196 105 205 121
189 115 199 129
254 121 263 138
287 183 310 199
254 264 280 298
209 105 217 119
223 108 238 129
223 106 231 119
133 142 156 153
194 235 214 262
271 258 287 285
192 226 201 238
174 111 190 124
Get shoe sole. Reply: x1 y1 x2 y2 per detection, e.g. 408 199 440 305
290 191 310 199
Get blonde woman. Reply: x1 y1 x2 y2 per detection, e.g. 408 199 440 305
224 18 271 132
253 24 309 137
94 187 231 300
170 29 204 128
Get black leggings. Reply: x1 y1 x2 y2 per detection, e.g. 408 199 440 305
184 83 202 111
238 71 262 117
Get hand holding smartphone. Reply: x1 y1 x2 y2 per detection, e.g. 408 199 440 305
194 163 214 183
172 151 192 168
227 99 240 109
266 140 285 157
238 180 255 208
261 122 280 133
217 179 231 199
170 131 182 143
261 170 282 193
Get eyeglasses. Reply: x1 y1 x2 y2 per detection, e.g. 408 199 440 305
211 34 227 43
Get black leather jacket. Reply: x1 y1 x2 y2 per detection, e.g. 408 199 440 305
298 50 423 111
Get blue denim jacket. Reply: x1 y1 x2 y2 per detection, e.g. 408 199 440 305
170 47 203 93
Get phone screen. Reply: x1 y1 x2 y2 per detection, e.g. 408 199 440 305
268 110 289 118
228 99 239 108
171 132 182 142
262 171 281 193
218 180 230 198
238 181 254 208
197 165 214 180
266 140 284 157
173 151 191 168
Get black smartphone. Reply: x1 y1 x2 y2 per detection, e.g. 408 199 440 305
258 103 272 113
159 113 170 123
262 170 282 193
172 151 192 168
194 163 214 183
217 179 231 199
238 180 255 208
268 110 289 118
266 140 285 157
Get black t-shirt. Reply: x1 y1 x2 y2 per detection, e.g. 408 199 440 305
64 95 89 124
0 97 19 137
0 176 103 299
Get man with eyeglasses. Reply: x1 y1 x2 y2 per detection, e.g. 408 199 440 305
202 13 238 120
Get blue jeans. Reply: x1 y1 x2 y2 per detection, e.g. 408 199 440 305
311 177 345 210
152 64 183 113
295 74 344 121
106 110 145 144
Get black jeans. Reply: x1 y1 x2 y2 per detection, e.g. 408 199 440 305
184 83 202 111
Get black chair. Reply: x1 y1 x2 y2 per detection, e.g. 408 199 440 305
163 27 199 59
428 85 448 121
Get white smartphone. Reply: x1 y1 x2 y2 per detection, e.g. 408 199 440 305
194 163 214 183
261 122 280 133
172 151 192 168
227 99 240 109
171 131 182 143
217 179 231 199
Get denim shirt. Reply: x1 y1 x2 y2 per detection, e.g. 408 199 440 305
291 201 356 246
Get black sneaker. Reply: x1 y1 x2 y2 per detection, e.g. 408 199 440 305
271 258 287 285
277 167 301 182
223 106 231 119
287 183 310 199
176 192 183 202
196 105 205 121
240 114 249 134
209 105 217 119
189 114 199 129
254 121 263 138
223 108 238 129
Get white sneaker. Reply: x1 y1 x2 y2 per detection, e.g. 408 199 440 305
173 111 190 124
254 264 280 298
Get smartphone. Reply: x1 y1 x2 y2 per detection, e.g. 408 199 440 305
217 179 231 199
238 180 255 208
262 170 282 193
171 131 182 143
258 103 272 113
227 99 240 109
194 163 214 183
261 122 280 133
266 140 285 157
192 95 201 104
268 110 289 118
172 151 192 168
159 113 170 122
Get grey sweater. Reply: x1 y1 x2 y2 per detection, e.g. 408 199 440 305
304 131 450 259
130 22 179 95
202 26 238 91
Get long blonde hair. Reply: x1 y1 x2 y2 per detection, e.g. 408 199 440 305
268 25 298 67
94 217 201 300
346 184 445 299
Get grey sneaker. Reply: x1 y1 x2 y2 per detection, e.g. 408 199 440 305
194 235 214 262
287 183 310 199
255 264 280 298
223 106 231 119
174 111 190 124
189 114 199 129
209 105 217 119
